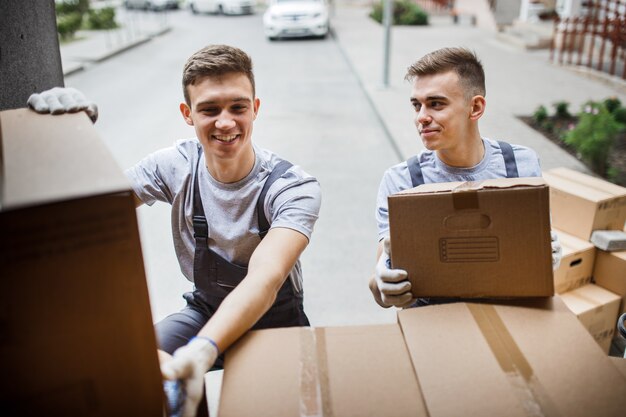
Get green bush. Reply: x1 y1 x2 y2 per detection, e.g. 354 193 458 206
370 0 429 25
604 97 622 114
533 105 548 124
565 103 622 176
612 107 626 125
553 101 571 119
55 0 89 15
86 7 118 30
56 12 83 40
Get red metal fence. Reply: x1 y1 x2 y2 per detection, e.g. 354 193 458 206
550 0 626 79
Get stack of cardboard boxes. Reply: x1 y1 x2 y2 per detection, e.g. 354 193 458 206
544 167 626 353
217 176 626 416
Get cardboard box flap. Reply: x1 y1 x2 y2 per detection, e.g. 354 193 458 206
555 229 595 255
0 109 131 211
559 284 621 314
543 171 624 203
548 167 626 196
398 299 626 417
219 325 428 417
394 177 546 196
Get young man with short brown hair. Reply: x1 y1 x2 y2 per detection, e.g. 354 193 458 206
370 47 560 309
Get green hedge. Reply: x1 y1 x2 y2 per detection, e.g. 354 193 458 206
86 7 118 30
370 0 429 25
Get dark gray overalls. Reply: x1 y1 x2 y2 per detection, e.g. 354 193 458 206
405 140 519 307
155 157 309 363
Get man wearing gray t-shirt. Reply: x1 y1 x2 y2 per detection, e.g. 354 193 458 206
370 47 561 309
29 45 321 417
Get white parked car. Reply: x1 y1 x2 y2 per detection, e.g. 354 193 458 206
263 0 329 40
189 0 255 15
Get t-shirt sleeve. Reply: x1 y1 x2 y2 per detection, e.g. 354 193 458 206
376 167 407 241
265 169 321 241
124 146 183 206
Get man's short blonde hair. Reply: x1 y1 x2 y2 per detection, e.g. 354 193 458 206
405 47 486 98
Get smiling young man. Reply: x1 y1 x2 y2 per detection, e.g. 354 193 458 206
28 45 321 417
369 47 560 309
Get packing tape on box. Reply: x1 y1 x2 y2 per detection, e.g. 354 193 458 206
467 304 561 417
299 327 333 417
452 182 482 210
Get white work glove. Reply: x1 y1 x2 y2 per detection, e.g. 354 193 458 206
372 237 416 308
161 337 219 417
27 86 98 123
551 230 562 270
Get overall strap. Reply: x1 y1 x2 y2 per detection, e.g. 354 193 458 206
497 141 519 178
257 160 293 238
407 155 425 187
192 149 211 290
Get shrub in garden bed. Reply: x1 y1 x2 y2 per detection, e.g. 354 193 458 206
520 97 626 186
370 0 429 25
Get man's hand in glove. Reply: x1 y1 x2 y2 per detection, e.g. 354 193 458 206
27 87 98 123
551 230 562 271
161 337 219 417
370 237 416 309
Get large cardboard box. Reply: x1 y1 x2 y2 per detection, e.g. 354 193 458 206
219 299 626 416
611 357 626 379
594 250 626 315
543 167 626 240
219 325 428 417
560 284 621 353
388 178 553 298
554 229 595 293
0 109 163 415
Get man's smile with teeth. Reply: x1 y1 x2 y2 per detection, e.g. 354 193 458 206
213 134 239 142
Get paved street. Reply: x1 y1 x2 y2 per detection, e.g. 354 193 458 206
62 2 626 333
64 5 398 327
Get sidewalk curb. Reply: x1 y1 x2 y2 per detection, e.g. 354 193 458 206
63 26 172 77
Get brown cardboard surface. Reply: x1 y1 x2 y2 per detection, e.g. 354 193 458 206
388 178 553 298
398 298 626 417
610 357 626 380
219 325 427 417
543 168 626 240
554 229 596 293
0 109 162 414
0 109 130 210
560 284 621 353
594 250 626 315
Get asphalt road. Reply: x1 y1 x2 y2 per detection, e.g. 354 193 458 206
65 8 398 326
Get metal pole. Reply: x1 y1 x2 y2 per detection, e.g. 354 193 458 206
382 0 393 88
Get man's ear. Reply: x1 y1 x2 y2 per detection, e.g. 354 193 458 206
180 102 193 126
253 97 260 120
469 95 486 121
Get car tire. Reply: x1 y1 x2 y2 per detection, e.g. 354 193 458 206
268 36 277 41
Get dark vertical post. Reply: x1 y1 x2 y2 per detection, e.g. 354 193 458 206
0 0 64 111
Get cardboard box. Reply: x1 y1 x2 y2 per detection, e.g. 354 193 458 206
219 299 626 416
554 229 595 293
0 109 163 415
594 250 626 315
543 167 626 240
610 357 626 379
388 178 553 298
560 284 621 353
219 325 428 417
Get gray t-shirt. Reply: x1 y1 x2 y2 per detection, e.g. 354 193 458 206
125 139 321 293
376 138 542 240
